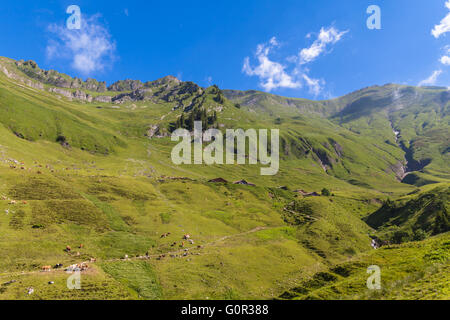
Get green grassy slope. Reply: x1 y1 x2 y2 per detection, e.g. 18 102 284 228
0 57 448 300
279 233 449 300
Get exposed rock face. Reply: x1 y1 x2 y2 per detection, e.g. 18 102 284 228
147 125 160 138
387 161 407 181
145 75 182 87
15 60 107 92
94 95 113 103
331 140 344 157
1 65 44 90
6 59 218 109
108 79 144 92
48 88 93 102
73 90 93 102
48 88 73 99
85 78 107 92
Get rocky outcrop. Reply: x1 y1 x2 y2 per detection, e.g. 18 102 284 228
1 65 44 90
48 88 93 102
108 79 144 92
15 60 107 92
387 161 407 181
94 95 113 103
73 90 93 102
48 87 73 99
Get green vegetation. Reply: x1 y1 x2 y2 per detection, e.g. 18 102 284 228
0 56 448 300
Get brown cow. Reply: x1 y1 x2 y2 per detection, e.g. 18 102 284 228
79 244 84 249
66 245 72 252
41 266 51 272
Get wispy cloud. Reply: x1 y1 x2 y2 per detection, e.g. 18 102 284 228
205 76 213 86
243 25 347 96
299 27 348 65
243 37 302 91
302 74 324 96
432 1 450 38
418 70 442 86
46 15 116 75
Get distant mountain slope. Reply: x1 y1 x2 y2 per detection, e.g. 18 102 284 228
225 85 450 186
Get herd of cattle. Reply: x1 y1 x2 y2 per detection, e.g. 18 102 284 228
40 233 204 272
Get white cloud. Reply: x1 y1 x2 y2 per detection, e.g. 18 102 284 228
302 74 324 96
46 15 116 75
432 1 450 38
440 55 450 65
243 26 346 96
299 26 348 65
243 37 302 91
418 70 442 86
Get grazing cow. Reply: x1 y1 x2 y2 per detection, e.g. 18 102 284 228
79 244 84 249
180 242 185 248
22 201 27 205
171 242 177 247
65 246 72 252
183 234 191 240
41 266 52 272
54 264 63 269
90 258 97 263
188 239 195 245
80 263 89 271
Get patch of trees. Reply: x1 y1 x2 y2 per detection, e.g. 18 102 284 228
173 107 218 132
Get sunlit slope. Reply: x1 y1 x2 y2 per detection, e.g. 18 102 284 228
0 56 448 300
279 232 449 300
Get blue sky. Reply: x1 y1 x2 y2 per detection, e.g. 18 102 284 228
1 0 450 99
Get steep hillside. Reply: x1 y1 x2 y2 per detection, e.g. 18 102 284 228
279 233 449 300
365 185 449 243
